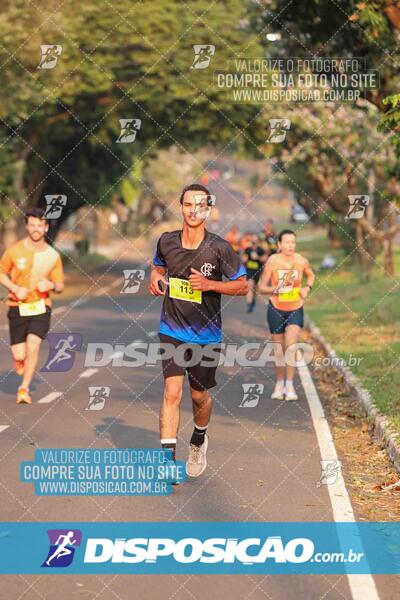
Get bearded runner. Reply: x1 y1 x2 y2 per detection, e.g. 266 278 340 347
0 208 64 404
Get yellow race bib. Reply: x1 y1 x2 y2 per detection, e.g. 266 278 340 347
18 298 47 316
278 288 300 303
247 260 259 269
169 277 202 304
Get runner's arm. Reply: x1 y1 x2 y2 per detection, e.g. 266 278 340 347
213 240 248 295
149 236 169 296
0 272 19 295
206 275 248 296
44 255 64 293
149 262 169 296
0 251 29 299
300 259 315 297
257 259 277 295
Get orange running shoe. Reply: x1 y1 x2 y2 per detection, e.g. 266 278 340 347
14 360 25 376
16 387 32 404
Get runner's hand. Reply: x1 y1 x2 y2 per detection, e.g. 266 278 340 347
14 286 29 301
149 270 168 296
299 287 309 300
37 278 54 293
188 268 210 291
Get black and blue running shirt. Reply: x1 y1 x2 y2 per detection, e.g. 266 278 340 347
153 230 246 343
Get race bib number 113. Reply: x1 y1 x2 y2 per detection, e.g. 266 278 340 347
169 277 202 304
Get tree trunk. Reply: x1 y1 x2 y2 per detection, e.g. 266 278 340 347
383 237 394 276
1 216 19 248
354 220 372 275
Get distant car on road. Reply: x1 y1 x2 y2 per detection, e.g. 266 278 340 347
290 204 309 224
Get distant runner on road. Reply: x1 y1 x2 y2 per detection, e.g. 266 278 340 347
224 224 241 253
242 233 267 313
258 229 315 401
259 219 278 256
0 208 64 404
149 183 248 479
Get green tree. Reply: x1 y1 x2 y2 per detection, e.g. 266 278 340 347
0 0 265 241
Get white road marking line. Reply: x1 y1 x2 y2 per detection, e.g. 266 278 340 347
94 283 115 297
38 391 63 404
79 368 99 378
31 279 123 318
0 425 9 433
111 279 123 288
53 306 67 315
298 364 380 600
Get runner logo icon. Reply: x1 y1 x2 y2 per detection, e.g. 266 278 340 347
121 269 145 294
240 383 264 407
86 386 110 411
37 45 62 69
41 529 82 568
191 45 215 69
41 333 82 372
116 119 142 143
316 460 342 487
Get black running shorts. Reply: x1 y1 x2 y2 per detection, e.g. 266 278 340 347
267 301 304 334
159 333 221 391
7 306 51 345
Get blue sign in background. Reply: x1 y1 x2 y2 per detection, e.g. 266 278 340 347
0 522 399 574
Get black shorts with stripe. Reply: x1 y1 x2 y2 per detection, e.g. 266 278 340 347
159 333 221 391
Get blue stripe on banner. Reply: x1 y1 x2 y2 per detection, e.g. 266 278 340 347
0 522 399 574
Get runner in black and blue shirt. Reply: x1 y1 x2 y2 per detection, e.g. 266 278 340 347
149 184 247 479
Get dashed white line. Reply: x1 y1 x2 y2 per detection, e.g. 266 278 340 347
79 368 99 378
38 392 63 404
111 279 123 289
